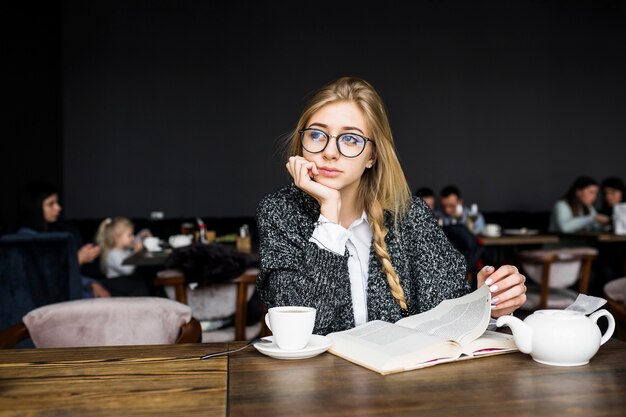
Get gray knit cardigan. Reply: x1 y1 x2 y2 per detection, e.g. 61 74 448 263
256 184 470 335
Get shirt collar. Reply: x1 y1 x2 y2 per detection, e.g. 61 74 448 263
348 211 369 230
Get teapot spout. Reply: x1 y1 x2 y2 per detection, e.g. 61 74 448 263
496 315 532 354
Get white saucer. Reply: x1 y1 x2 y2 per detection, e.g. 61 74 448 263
482 232 501 238
253 335 332 360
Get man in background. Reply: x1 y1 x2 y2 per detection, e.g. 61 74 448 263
437 185 485 235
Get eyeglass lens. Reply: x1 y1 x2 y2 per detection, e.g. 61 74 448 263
301 129 367 157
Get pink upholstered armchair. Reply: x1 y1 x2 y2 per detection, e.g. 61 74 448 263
0 297 201 349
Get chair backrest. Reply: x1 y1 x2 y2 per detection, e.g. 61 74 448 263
0 233 82 334
21 297 200 348
156 267 266 342
518 247 598 310
604 277 626 342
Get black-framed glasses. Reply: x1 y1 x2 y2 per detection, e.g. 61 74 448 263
299 128 373 158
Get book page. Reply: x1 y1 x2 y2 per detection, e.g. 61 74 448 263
327 320 461 374
395 285 491 346
461 330 517 356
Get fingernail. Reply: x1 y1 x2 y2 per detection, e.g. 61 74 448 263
485 278 493 285
491 297 500 304
491 305 498 310
485 265 494 273
489 285 499 293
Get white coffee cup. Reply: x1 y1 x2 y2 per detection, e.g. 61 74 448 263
264 306 316 351
169 234 192 248
483 223 501 237
143 236 161 252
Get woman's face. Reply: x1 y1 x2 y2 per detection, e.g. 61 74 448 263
302 101 374 196
42 193 62 223
603 187 623 208
576 185 599 206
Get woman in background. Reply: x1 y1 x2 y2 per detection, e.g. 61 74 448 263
548 176 610 233
599 176 625 220
17 181 110 298
256 77 527 335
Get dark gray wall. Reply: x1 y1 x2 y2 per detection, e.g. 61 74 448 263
61 0 626 219
1 3 62 233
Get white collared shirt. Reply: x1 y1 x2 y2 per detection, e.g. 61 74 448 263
309 212 372 326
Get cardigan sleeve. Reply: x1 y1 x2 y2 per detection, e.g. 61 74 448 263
408 197 471 313
255 191 356 335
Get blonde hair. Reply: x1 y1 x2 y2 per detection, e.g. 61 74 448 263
289 76 412 310
95 216 134 274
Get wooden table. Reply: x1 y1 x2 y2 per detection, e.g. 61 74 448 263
1 339 625 416
562 232 626 277
563 231 626 243
479 234 560 266
480 234 559 246
0 343 229 416
123 248 172 267
123 245 259 267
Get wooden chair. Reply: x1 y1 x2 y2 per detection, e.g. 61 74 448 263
232 269 269 340
604 277 626 342
153 269 188 304
154 268 268 341
518 247 597 310
0 297 202 349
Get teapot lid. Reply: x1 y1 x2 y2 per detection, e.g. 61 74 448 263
534 309 585 320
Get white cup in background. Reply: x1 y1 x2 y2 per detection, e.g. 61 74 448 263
169 234 193 248
264 306 316 350
143 236 161 252
483 223 502 237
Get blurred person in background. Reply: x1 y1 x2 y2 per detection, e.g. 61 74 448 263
548 176 610 233
17 181 110 298
436 185 485 235
598 176 625 221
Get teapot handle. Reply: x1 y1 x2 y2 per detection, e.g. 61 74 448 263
589 309 615 346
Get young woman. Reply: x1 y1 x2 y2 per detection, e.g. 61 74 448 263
256 77 527 335
95 217 144 278
17 181 110 298
548 176 610 233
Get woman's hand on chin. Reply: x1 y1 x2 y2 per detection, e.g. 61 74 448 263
286 156 341 222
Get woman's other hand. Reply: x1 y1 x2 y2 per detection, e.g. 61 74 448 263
91 282 111 298
78 243 101 265
595 213 610 225
477 265 527 317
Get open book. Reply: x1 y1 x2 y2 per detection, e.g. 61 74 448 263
327 285 518 375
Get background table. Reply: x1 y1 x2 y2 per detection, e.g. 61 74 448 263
479 234 560 266
480 234 560 246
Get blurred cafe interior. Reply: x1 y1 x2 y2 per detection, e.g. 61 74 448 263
1 1 626 416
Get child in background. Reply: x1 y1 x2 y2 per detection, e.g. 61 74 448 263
95 217 144 278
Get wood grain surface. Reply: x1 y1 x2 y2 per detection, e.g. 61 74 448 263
2 339 625 416
228 338 626 417
0 343 228 416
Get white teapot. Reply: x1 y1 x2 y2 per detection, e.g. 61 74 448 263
496 309 615 366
